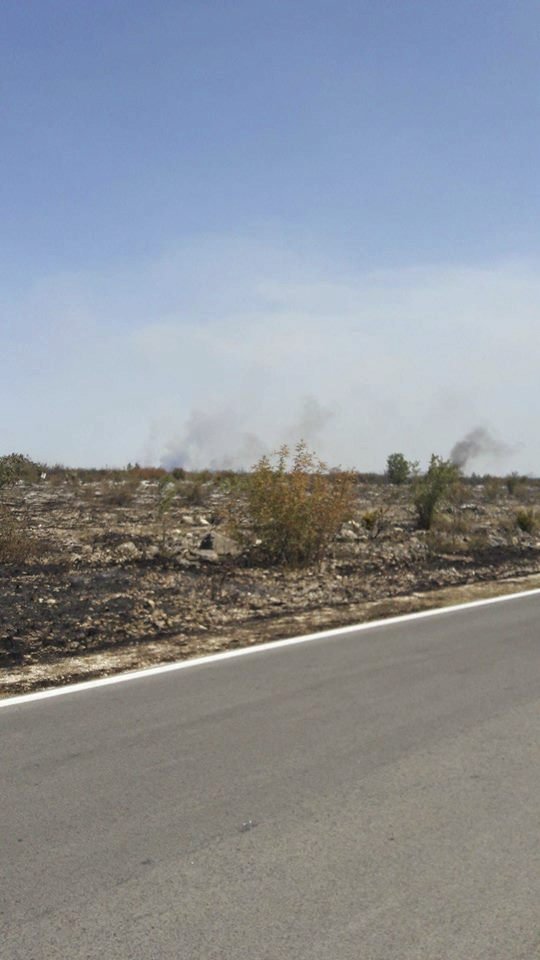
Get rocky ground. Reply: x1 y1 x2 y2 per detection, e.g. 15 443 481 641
1 473 540 696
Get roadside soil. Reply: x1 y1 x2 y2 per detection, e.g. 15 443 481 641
2 476 540 697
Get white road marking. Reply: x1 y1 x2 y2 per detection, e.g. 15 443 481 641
2 587 540 709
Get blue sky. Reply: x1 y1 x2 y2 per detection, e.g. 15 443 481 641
2 1 540 470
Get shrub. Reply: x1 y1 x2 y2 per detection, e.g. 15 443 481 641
516 508 537 534
386 452 411 485
157 475 178 511
425 511 474 553
182 479 206 506
99 480 138 507
483 476 502 502
156 477 179 545
0 453 42 489
506 472 523 496
361 507 387 539
412 455 462 530
0 509 37 564
231 441 356 566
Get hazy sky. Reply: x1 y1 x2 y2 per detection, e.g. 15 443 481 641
3 1 540 472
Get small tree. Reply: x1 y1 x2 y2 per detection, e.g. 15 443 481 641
413 455 461 530
232 441 356 566
0 460 15 492
156 475 179 547
386 452 411 485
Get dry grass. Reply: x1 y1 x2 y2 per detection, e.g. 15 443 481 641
0 509 39 564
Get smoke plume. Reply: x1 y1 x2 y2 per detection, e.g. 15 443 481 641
285 397 334 447
449 427 514 470
159 396 334 471
160 410 267 471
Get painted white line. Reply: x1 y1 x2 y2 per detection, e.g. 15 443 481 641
2 587 540 709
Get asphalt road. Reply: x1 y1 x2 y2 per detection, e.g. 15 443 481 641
2 595 540 959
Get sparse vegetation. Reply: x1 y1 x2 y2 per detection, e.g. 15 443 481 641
3 455 540 691
99 480 138 507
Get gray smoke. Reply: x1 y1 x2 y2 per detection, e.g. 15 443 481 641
160 410 267 471
449 427 514 470
285 396 334 446
159 396 334 471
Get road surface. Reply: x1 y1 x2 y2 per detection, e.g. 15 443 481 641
2 594 540 959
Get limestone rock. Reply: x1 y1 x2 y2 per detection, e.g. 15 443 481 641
199 531 241 556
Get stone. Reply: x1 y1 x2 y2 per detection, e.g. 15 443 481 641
338 528 358 542
199 531 241 556
117 541 140 560
194 549 219 563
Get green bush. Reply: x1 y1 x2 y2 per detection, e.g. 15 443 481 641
0 453 42 489
413 455 461 531
157 474 177 504
516 508 537 534
361 507 387 539
386 452 411 485
231 441 356 566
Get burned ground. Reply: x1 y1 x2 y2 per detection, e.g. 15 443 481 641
2 474 540 695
